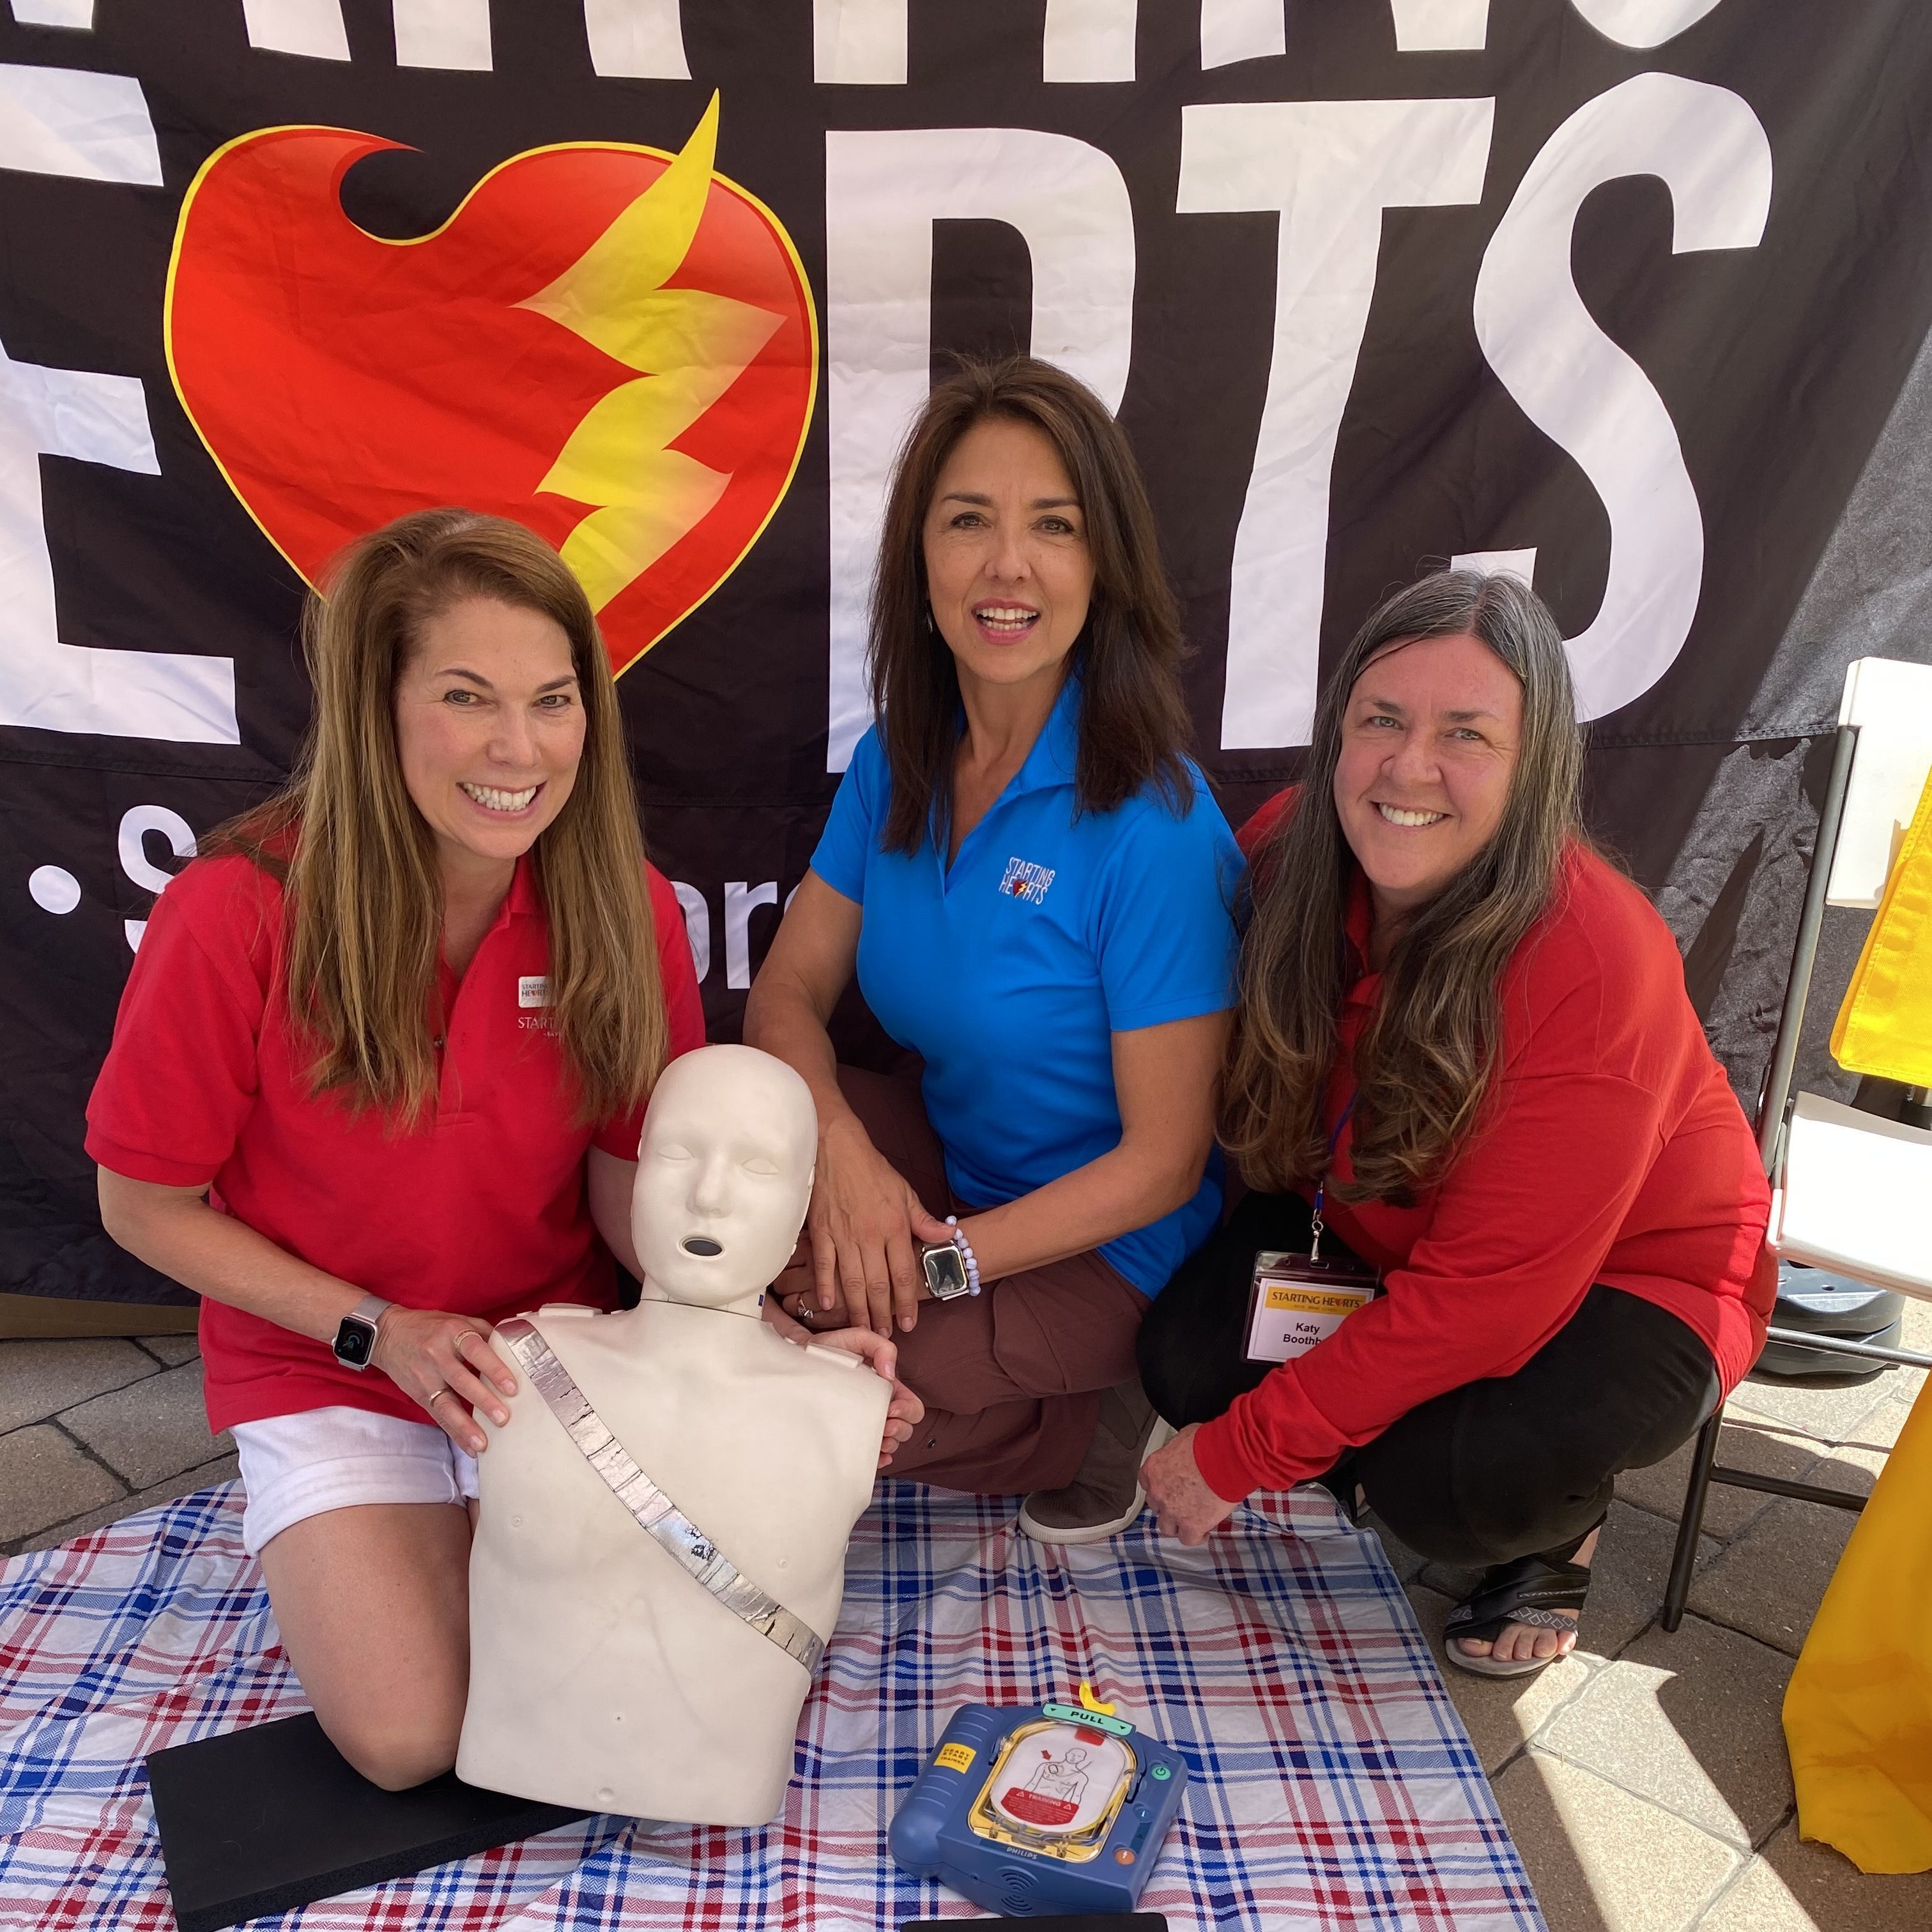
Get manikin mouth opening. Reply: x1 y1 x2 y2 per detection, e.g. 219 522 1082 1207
681 1236 724 1257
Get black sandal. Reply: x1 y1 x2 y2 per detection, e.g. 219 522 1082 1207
1442 1524 1600 1679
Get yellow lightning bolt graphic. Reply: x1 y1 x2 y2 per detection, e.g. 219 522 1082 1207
520 93 783 614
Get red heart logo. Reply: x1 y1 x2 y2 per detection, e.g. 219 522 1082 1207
165 96 815 677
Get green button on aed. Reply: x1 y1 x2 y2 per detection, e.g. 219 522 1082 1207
1151 1763 1172 1781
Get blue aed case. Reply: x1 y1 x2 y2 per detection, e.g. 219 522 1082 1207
889 1690 1189 1919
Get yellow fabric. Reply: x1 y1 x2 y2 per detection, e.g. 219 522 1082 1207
1832 764 1932 1085
1784 1380 1932 1873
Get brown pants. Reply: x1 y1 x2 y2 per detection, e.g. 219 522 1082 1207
834 1063 1149 1495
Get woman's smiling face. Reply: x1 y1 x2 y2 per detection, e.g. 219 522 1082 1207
921 415 1096 700
1331 631 1524 922
392 595 586 880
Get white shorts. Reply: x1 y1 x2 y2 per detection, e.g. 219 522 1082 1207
231 1405 480 1557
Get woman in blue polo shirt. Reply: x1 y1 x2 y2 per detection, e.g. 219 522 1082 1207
746 356 1240 1542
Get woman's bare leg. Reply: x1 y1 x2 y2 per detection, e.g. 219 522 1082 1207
257 1501 473 1790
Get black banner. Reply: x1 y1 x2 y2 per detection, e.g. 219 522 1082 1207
5 0 1931 1303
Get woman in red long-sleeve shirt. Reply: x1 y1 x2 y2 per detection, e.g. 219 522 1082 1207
1137 569 1773 1677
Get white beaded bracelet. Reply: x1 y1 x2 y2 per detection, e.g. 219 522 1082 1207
945 1215 983 1296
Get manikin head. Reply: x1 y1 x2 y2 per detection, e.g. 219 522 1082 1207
631 1045 817 1312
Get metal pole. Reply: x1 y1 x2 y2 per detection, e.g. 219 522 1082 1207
1706 1466 1867 1514
1762 1324 1932 1370
1756 723 1859 1176
1662 1412 1723 1632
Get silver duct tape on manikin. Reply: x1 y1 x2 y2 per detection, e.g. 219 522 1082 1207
493 1317 825 1676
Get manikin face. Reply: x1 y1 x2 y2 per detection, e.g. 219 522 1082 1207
392 596 586 882
1331 631 1524 923
921 416 1096 703
631 1045 818 1309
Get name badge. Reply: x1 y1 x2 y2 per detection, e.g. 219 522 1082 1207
1245 1248 1379 1364
518 975 553 1008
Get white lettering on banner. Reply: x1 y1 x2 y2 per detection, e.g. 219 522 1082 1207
1453 546 1538 585
1569 0 1725 50
672 880 712 985
28 864 80 912
1200 0 1284 70
1473 73 1770 722
815 0 905 84
823 126 1134 770
724 880 778 990
811 1 1298 86
0 340 240 742
1044 0 1137 83
10 0 95 27
1178 97 1496 751
119 804 195 953
0 66 237 744
0 64 159 183
1390 1 1489 52
240 0 350 59
585 0 690 80
392 0 492 71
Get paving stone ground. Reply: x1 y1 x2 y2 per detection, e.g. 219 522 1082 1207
2 1313 1928 1928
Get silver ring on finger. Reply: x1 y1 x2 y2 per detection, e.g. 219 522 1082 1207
425 1386 451 1410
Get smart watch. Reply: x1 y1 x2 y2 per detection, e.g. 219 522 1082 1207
917 1239 972 1302
331 1294 392 1370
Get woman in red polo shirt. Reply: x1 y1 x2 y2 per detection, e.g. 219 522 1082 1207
1137 569 1774 1678
85 511 912 1788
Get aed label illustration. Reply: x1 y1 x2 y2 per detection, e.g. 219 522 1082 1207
165 95 815 678
993 1724 1130 1833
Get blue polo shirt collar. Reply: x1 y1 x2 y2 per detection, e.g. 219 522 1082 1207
940 672 1081 887
976 670 1082 807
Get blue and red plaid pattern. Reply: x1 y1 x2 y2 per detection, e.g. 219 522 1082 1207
0 1481 1543 1929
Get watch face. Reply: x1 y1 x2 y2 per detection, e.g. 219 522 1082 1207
334 1320 374 1367
923 1243 969 1298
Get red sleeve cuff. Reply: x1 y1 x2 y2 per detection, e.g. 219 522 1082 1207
84 1128 218 1191
1190 1414 1261 1504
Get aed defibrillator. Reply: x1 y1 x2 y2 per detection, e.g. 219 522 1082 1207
889 1684 1190 1918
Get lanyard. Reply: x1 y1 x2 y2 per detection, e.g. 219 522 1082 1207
1308 1092 1357 1266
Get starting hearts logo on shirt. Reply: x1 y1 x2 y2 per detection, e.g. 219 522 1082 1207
165 94 815 677
1000 857 1057 905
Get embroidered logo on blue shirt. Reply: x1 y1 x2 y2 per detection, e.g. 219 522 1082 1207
999 856 1057 905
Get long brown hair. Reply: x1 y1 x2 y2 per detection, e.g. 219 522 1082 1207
205 509 668 1128
870 356 1194 853
1222 569 1584 1200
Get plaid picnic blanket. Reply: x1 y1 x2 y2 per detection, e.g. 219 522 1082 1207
0 1480 1542 1931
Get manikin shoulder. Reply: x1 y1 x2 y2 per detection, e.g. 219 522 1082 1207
502 1302 888 1423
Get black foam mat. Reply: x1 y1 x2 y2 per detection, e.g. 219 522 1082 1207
145 1712 591 1932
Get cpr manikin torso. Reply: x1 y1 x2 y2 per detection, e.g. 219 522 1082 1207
457 1045 890 1824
